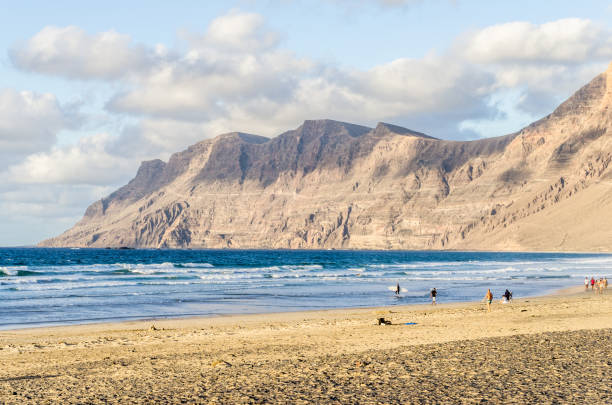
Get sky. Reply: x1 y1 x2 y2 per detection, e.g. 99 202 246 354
1 0 612 246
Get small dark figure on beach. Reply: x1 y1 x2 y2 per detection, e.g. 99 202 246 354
503 289 512 302
430 288 437 305
377 317 392 325
395 283 400 295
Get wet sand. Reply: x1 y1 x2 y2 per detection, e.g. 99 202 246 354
1 288 611 404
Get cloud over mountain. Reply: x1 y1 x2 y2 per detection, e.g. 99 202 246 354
462 18 612 64
10 14 612 146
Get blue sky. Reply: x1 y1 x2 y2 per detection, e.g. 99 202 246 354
1 0 612 245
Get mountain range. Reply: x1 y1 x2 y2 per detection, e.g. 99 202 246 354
41 63 612 251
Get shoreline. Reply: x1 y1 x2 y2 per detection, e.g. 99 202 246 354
0 283 588 333
1 283 593 333
0 283 602 335
1 288 610 403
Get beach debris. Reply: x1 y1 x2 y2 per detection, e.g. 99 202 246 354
404 322 417 325
377 317 392 325
149 324 158 331
211 359 232 368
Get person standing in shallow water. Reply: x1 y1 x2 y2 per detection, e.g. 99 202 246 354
485 289 493 312
395 283 400 295
430 288 437 305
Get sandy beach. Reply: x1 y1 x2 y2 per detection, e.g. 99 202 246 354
1 287 611 404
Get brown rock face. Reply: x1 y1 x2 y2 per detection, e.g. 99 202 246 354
41 66 612 251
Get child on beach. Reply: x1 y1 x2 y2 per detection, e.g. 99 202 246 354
485 289 493 312
430 288 437 305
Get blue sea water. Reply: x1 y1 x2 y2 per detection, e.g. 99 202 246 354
0 248 610 330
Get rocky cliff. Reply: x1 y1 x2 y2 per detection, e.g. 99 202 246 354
41 63 612 251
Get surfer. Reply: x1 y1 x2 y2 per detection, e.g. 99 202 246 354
430 288 437 305
395 283 400 295
485 289 493 312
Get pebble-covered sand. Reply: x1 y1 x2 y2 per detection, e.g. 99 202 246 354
1 289 610 404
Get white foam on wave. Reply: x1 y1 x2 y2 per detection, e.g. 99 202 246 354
179 262 214 268
558 255 612 265
0 267 17 276
0 266 30 276
10 280 140 291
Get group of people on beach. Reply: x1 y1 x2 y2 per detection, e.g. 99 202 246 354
585 276 608 294
394 283 438 304
394 275 610 314
484 288 512 312
394 284 511 311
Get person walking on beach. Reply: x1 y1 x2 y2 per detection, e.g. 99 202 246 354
591 277 595 290
585 277 590 290
485 289 493 312
430 288 437 305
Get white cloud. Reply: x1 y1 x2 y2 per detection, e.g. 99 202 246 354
0 184 113 218
10 26 159 80
461 19 612 64
204 10 280 52
5 133 137 185
106 11 312 123
0 183 116 246
0 89 74 166
113 118 210 157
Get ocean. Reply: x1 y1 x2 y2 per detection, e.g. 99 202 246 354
0 248 609 330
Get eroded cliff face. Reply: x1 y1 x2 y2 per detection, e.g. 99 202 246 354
41 64 612 251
